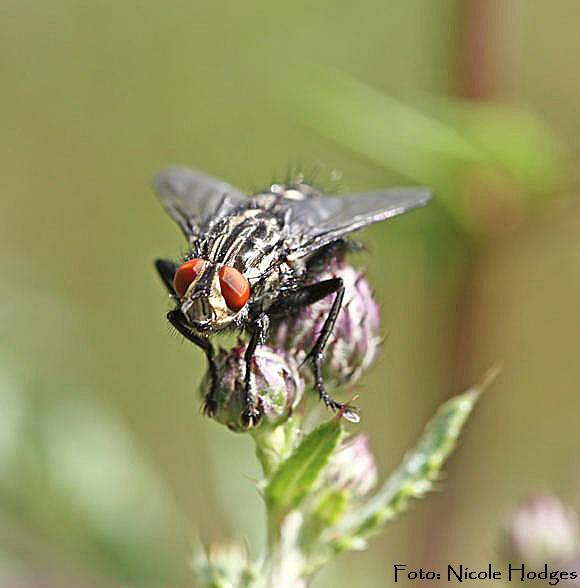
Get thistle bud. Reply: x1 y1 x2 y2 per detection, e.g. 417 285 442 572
276 261 381 386
322 434 378 501
191 541 259 587
500 494 580 567
200 343 304 432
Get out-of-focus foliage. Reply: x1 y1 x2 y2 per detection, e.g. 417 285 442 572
291 70 569 234
0 352 183 585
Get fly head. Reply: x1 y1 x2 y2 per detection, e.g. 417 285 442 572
173 258 251 331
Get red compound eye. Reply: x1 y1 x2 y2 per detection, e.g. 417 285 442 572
219 266 250 311
173 259 205 298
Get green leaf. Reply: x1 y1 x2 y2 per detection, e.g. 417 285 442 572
291 69 484 218
264 420 342 520
313 489 350 526
290 70 568 235
300 488 350 554
332 366 499 549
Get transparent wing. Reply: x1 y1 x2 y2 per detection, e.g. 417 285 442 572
286 187 432 256
153 167 246 239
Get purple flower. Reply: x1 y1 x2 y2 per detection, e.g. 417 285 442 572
276 261 381 386
322 434 378 501
501 493 580 567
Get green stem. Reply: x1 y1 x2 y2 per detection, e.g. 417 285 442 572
252 418 301 478
252 420 304 586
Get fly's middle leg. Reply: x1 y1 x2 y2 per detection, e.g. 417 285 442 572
241 312 269 428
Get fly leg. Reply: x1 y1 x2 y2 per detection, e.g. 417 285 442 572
304 281 345 412
155 259 178 296
241 312 269 428
159 263 219 415
166 309 219 416
270 278 350 415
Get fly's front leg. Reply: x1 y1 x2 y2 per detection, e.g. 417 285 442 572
270 278 351 415
241 312 269 428
155 259 178 296
167 309 219 416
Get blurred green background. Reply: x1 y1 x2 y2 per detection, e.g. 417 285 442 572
1 0 580 586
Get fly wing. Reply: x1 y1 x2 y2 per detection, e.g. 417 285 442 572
153 167 246 240
286 187 431 257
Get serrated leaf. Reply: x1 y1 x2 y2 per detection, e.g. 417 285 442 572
313 489 350 526
333 366 499 547
265 420 342 519
300 488 350 555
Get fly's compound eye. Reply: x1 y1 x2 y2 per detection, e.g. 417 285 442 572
173 259 205 298
219 266 250 311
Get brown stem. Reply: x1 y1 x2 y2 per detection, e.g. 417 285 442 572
457 0 521 100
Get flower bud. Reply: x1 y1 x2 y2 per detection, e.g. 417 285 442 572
322 434 377 501
276 261 381 386
192 541 259 587
200 343 304 432
500 493 580 567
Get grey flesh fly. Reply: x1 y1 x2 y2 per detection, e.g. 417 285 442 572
153 167 431 427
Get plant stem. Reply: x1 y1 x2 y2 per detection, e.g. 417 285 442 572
252 419 301 478
253 420 305 587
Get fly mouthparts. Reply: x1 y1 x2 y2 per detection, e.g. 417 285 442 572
182 292 215 325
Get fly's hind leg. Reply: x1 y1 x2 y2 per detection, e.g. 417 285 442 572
269 278 354 417
167 309 219 416
304 280 346 412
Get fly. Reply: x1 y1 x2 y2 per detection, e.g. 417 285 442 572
153 167 432 427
